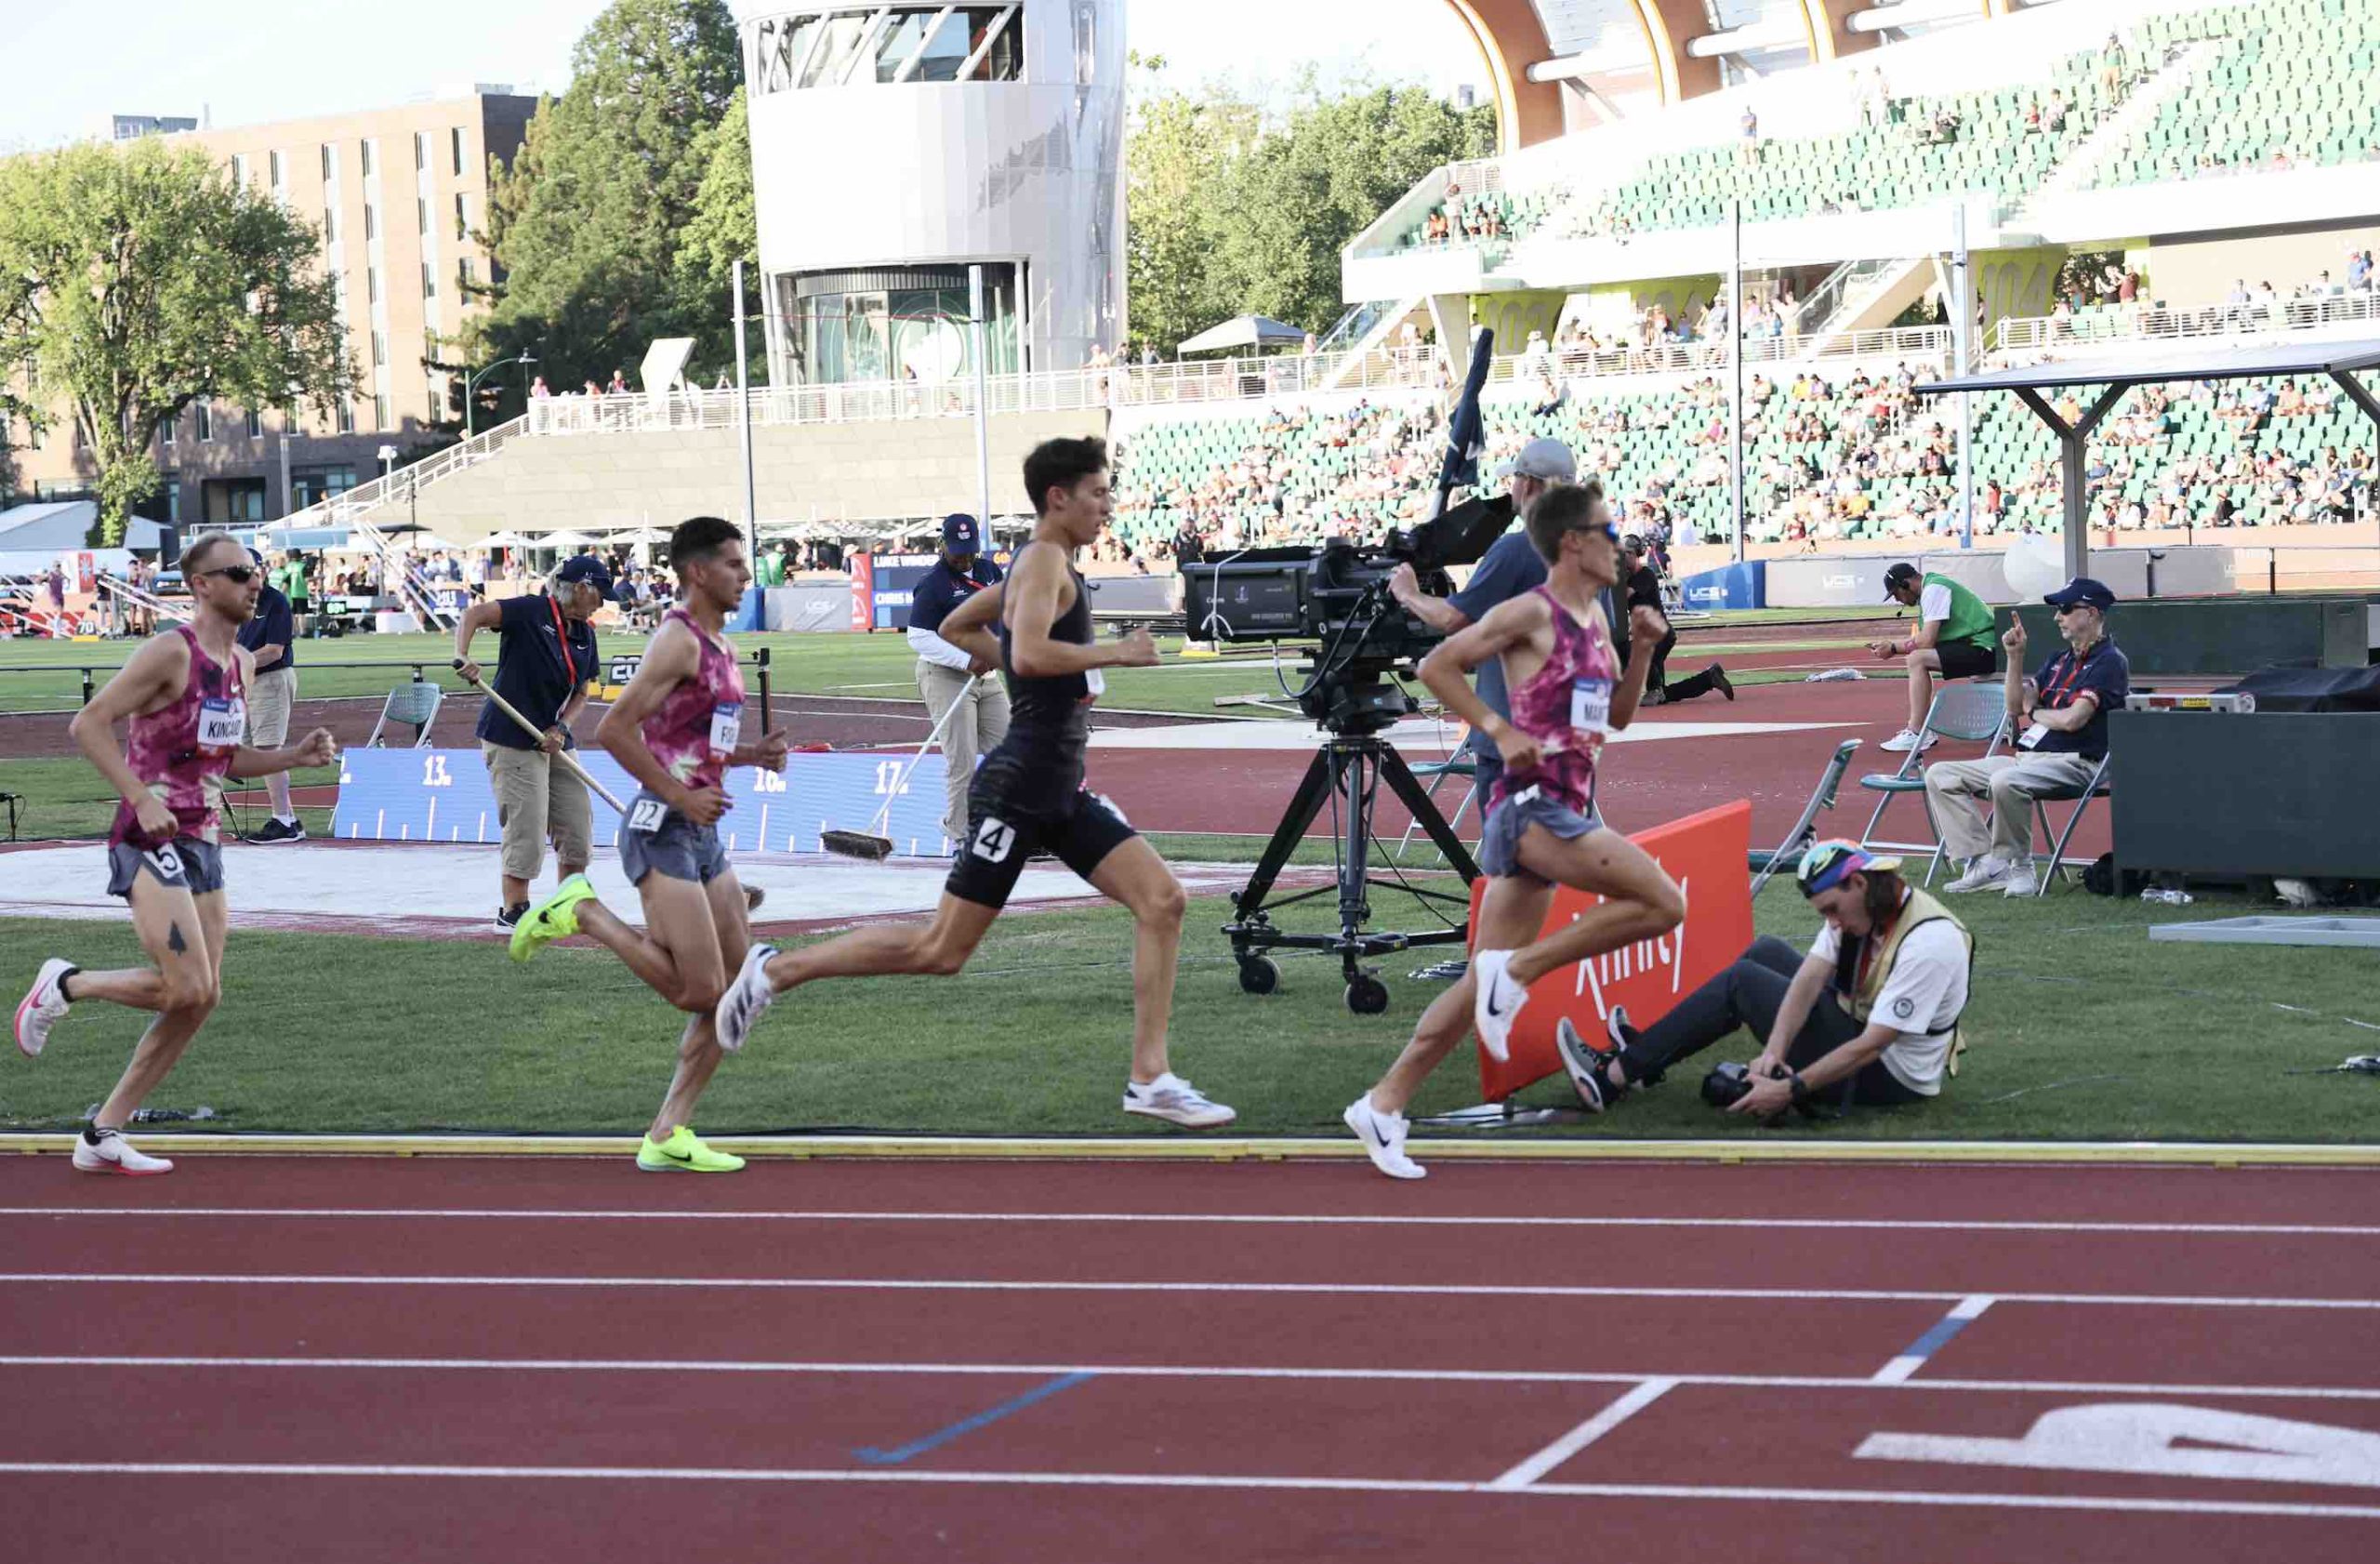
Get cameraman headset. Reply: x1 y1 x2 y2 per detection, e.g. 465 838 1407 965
1388 436 1577 818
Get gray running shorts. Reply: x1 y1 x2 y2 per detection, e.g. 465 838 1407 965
1478 787 1602 881
106 837 227 900
617 790 730 886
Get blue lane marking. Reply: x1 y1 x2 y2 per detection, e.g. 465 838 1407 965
853 1372 1095 1465
1874 1294 1995 1383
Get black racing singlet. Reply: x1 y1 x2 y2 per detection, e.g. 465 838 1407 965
985 549 1097 806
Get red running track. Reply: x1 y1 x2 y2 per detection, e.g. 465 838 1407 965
2 1155 2376 1561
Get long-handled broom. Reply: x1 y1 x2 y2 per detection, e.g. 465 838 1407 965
820 675 977 862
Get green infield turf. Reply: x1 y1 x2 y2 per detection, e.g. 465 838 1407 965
1 881 2372 1145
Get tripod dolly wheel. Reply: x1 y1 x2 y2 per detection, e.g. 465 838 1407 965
1344 973 1390 1014
1236 956 1281 995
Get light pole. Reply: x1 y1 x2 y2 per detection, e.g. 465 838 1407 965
464 351 536 437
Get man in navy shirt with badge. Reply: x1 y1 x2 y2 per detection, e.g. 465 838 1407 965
454 553 606 930
906 512 1010 849
1925 576 2130 897
236 550 305 842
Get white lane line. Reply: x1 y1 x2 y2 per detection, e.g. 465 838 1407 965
2 1274 2376 1309
5 1358 2380 1402
0 1462 2373 1518
1873 1295 1997 1385
1490 1378 1678 1490
4 1208 2373 1239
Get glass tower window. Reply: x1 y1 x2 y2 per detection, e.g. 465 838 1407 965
785 263 1022 386
751 6 1024 94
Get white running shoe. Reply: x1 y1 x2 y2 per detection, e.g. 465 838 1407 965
1471 948 1527 1063
72 1129 172 1177
1943 855 2016 894
1342 1093 1426 1180
1877 728 1937 754
713 944 780 1054
2001 866 2045 897
14 959 73 1059
1122 1072 1236 1128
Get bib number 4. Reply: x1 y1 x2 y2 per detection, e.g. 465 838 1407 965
972 816 1016 863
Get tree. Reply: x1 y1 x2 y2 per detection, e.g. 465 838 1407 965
680 84 763 381
1124 62 1259 359
0 140 355 542
473 0 742 397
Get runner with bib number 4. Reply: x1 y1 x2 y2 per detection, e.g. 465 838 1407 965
1342 482 1685 1179
714 437 1236 1129
508 516 791 1173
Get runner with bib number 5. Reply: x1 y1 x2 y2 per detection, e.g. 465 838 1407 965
1342 481 1685 1179
714 436 1237 1130
508 516 791 1173
11 533 337 1176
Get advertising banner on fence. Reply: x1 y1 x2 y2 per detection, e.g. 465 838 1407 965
1472 800 1754 1101
333 747 954 858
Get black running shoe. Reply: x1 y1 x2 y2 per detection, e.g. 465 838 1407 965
1710 663 1735 701
1555 1007 1636 1113
493 902 530 934
247 817 306 844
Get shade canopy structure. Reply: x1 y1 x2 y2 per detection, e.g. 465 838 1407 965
479 530 533 549
0 500 164 552
607 526 669 544
1919 338 2380 579
1176 314 1308 356
531 529 602 550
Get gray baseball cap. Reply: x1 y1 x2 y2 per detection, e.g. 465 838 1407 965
1496 437 1577 483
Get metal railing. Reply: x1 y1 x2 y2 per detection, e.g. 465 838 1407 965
1997 288 2380 359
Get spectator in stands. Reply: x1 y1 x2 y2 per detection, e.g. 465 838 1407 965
1617 535 1730 707
1926 577 2129 897
606 369 628 394
1872 561 2000 753
530 377 550 399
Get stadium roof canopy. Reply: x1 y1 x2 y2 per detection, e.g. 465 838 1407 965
1916 338 2380 577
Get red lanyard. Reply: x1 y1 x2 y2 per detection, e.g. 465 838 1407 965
2038 644 2092 708
548 596 576 687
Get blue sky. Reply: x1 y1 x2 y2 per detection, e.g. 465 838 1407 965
0 0 1481 151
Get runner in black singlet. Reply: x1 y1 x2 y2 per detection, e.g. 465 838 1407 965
714 437 1236 1127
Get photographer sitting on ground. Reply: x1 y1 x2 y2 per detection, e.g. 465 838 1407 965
1554 841 1972 1119
1925 576 2129 897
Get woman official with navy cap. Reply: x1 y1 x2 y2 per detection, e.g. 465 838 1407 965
1554 840 1975 1120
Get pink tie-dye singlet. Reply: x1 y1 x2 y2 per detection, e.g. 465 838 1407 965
1488 585 1620 816
109 624 247 849
642 607 747 791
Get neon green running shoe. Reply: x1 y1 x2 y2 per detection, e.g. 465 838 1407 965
637 1125 746 1173
509 873 597 963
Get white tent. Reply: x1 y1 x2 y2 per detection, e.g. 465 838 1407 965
479 530 533 549
531 529 602 549
1176 314 1307 355
0 500 164 552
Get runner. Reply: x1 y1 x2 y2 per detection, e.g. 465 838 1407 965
507 515 790 1173
12 532 336 1175
714 436 1236 1129
1342 481 1685 1178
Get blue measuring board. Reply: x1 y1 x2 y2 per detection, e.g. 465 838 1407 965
333 747 955 857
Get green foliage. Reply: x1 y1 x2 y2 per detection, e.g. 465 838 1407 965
474 0 742 400
0 140 355 542
681 85 763 382
1127 68 1496 357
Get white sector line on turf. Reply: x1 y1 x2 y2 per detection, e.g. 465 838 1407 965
4 1274 2378 1309
1490 1378 1677 1489
0 1463 2373 1518
6 1359 2380 1402
4 1207 2377 1238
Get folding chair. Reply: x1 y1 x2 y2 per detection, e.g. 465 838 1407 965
366 680 444 748
1751 738 1861 897
1857 683 2008 885
2027 753 2113 894
1395 746 1480 862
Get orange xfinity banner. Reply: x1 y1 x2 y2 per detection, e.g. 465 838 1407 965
1471 800 1755 1101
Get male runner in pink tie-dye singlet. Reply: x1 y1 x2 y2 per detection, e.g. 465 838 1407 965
12 535 336 1176
507 516 790 1173
1342 481 1686 1179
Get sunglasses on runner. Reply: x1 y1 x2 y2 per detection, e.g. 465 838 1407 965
197 564 259 584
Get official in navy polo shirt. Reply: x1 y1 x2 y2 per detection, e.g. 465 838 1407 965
236 554 306 842
1924 575 2132 897
454 553 607 930
906 512 1012 847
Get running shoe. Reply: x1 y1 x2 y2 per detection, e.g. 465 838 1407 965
1555 1011 1630 1114
509 873 597 963
1342 1093 1425 1180
715 943 780 1054
1471 948 1527 1063
1710 663 1735 702
493 902 529 934
246 817 306 844
1122 1073 1237 1128
1877 728 1938 754
636 1125 745 1173
73 1127 172 1176
14 959 73 1059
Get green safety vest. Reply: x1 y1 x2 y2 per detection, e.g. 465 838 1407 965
1924 572 1995 652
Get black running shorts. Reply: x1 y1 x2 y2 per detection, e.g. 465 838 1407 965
944 782 1137 911
1936 639 1999 681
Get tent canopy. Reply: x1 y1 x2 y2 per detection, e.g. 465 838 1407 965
0 501 162 552
479 530 533 548
531 529 602 549
1176 314 1308 356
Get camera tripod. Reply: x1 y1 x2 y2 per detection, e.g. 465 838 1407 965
1223 704 1480 1015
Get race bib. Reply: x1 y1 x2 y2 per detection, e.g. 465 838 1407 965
196 696 245 752
2017 722 2048 750
1569 677 1614 736
708 703 743 758
626 797 668 834
1083 669 1105 699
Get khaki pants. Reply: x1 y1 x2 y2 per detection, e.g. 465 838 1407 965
483 741 593 882
1923 750 2102 865
245 667 294 748
918 659 1012 844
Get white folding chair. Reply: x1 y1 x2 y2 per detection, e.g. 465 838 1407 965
1857 683 2009 885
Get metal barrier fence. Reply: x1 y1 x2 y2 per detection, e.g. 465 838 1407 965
1996 289 2380 359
